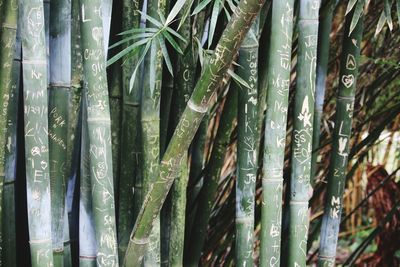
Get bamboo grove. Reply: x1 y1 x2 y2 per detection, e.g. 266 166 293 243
0 0 400 266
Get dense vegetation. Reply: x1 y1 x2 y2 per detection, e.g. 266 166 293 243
0 0 399 266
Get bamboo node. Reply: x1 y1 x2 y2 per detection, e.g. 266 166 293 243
289 200 308 205
188 99 208 113
29 238 52 244
130 237 150 245
22 59 47 65
2 23 17 30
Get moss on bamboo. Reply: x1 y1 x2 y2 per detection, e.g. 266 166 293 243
79 0 119 265
260 1 294 266
318 10 364 267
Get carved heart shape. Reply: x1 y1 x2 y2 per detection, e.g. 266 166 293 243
341 74 354 88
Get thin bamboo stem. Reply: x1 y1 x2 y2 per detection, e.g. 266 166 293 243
260 1 294 266
318 9 364 267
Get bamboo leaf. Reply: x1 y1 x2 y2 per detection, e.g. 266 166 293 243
109 32 155 49
196 37 205 66
346 0 358 15
349 0 365 35
226 0 237 13
138 10 164 28
118 27 158 36
158 35 174 76
193 0 212 15
158 10 167 24
223 6 231 20
227 69 251 89
178 0 195 30
107 38 151 66
166 27 187 43
384 0 393 31
163 31 184 54
167 0 188 25
375 11 387 37
208 0 221 47
129 41 151 92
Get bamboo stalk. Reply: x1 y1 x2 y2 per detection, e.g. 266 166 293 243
48 0 71 264
167 2 195 265
259 1 294 266
123 0 266 263
79 97 97 267
139 0 167 264
235 19 259 266
310 1 337 186
117 0 141 259
318 9 364 267
79 0 119 265
20 0 54 265
2 12 21 266
288 1 320 266
0 0 19 261
185 86 238 267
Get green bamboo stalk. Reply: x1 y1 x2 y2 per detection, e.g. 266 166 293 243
288 1 320 266
79 97 97 267
79 0 119 265
109 62 122 202
164 3 196 265
310 1 337 187
185 86 238 267
2 14 21 266
117 0 141 259
0 0 18 262
102 0 113 58
20 0 54 265
48 0 71 264
123 0 266 263
140 0 167 264
63 201 72 267
235 19 259 266
318 10 364 267
260 1 294 266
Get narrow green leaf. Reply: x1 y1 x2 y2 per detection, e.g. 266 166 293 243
349 0 365 35
167 0 188 25
193 0 212 15
129 42 151 92
375 11 387 37
163 31 184 54
107 38 151 66
118 27 158 36
158 10 167 24
223 6 231 20
178 0 196 30
227 69 251 89
158 36 174 76
138 10 164 28
346 0 358 15
109 32 155 49
208 0 221 48
196 37 204 67
226 0 237 13
166 27 187 43
384 0 393 31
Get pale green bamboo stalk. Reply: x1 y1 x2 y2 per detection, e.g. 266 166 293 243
288 1 320 266
260 1 295 266
2 13 21 266
235 19 259 266
63 197 72 267
117 0 141 259
310 0 337 187
79 0 119 265
318 10 364 267
123 0 266 263
48 0 71 264
140 0 167 264
20 0 54 265
166 2 196 265
0 0 18 261
79 97 97 267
